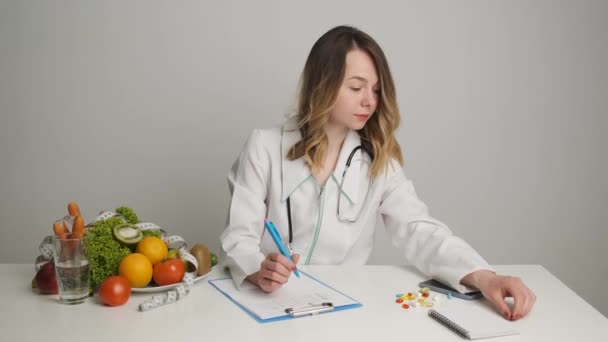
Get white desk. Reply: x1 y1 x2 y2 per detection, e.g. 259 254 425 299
1 264 606 341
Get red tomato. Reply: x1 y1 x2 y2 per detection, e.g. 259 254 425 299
153 258 186 286
99 275 131 307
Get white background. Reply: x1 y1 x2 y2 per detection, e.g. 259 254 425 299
1 1 606 316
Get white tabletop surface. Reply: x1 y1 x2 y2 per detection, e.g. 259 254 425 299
2 264 606 342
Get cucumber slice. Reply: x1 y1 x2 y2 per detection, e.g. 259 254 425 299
112 223 143 247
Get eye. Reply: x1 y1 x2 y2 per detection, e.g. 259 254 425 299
350 87 362 92
373 88 380 94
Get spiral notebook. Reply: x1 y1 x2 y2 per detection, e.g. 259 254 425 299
428 305 519 340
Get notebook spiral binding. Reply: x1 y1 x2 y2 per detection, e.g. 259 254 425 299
428 309 470 339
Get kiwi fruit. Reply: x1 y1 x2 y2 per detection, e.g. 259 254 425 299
112 223 143 248
190 243 211 276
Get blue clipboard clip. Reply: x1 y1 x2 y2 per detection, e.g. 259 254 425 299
285 302 335 317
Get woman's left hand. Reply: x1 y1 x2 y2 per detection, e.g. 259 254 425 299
462 270 536 321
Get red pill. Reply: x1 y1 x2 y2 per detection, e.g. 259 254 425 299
422 292 430 298
395 298 404 303
402 303 410 309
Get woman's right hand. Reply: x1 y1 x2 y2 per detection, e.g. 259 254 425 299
246 253 300 292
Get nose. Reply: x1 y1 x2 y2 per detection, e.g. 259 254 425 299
361 88 377 109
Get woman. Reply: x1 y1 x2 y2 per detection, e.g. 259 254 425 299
220 25 535 320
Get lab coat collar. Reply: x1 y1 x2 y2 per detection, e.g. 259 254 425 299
280 124 363 205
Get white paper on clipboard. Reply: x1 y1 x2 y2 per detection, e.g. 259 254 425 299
209 271 361 322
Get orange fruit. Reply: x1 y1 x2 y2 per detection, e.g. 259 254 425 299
136 236 168 265
118 253 153 288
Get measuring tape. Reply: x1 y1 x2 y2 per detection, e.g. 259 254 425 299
35 211 203 311
35 214 74 271
138 272 196 311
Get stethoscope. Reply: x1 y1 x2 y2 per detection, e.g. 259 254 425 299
285 145 374 247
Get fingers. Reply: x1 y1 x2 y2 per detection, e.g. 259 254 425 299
482 275 536 321
259 264 289 283
267 253 298 273
262 255 291 277
510 291 527 320
246 271 282 293
526 287 537 315
257 275 284 293
255 253 299 292
292 253 300 264
486 288 512 320
510 280 536 320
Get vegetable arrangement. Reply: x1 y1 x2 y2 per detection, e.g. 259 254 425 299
84 210 161 289
33 202 218 308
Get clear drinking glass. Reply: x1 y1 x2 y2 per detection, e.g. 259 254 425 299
53 236 90 304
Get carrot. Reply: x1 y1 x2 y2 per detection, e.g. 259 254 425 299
67 202 81 217
71 230 85 239
57 232 70 240
62 221 70 233
72 216 85 234
57 233 80 259
53 222 64 236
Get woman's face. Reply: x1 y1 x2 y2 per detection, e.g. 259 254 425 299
327 49 380 134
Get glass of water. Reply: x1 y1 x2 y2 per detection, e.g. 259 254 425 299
53 236 90 304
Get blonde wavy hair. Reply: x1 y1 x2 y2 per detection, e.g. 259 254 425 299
288 25 403 177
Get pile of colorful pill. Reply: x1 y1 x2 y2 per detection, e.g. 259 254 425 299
394 287 444 310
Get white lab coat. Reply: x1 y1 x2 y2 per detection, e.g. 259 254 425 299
220 124 493 292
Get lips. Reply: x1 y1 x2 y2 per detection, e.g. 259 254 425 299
354 114 370 120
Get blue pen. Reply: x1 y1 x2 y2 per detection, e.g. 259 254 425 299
264 219 300 277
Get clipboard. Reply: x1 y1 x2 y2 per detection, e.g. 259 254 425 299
208 271 362 323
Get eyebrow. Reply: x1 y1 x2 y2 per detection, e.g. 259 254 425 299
347 76 379 85
347 76 369 82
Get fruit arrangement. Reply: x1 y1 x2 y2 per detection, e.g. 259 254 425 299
33 202 219 308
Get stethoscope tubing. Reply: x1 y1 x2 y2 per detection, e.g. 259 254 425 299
286 145 373 244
